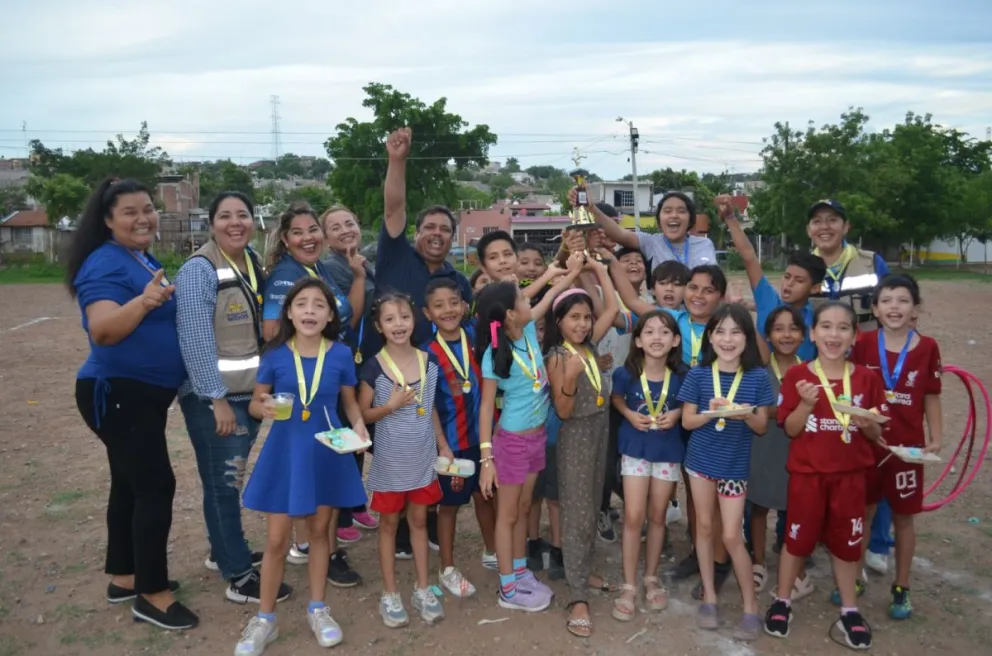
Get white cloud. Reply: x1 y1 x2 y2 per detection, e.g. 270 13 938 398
2 1 990 176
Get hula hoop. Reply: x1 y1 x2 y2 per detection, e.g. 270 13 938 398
921 365 991 512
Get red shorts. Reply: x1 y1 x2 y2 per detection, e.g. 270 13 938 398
866 458 923 515
369 480 443 515
784 471 866 563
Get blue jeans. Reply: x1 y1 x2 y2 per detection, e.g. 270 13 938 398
180 395 260 581
869 498 894 555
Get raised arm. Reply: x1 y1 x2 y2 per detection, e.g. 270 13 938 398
531 252 584 319
717 196 763 290
588 259 619 343
383 128 412 239
607 256 656 317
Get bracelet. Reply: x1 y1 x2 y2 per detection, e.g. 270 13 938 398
480 442 492 450
480 455 494 463
561 386 577 397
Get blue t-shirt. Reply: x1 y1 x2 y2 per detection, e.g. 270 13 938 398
627 308 705 366
374 223 473 347
678 365 774 480
262 256 353 340
481 321 549 432
75 242 185 389
257 341 356 429
612 366 685 463
753 276 816 361
424 324 481 452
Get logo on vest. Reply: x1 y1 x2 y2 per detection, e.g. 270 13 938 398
226 302 250 322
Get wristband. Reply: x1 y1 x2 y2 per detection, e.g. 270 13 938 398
480 441 493 450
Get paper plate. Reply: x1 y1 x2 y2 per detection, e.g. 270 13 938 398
888 446 942 464
314 428 372 454
435 456 476 478
701 406 754 419
831 403 890 423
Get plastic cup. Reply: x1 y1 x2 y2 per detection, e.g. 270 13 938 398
270 393 295 421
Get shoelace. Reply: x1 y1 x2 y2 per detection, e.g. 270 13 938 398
415 588 438 606
383 593 403 612
240 617 270 642
311 606 336 629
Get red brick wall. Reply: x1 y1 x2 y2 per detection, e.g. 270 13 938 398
455 209 511 245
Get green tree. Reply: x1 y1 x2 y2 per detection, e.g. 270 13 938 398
504 157 521 173
197 161 255 209
287 185 336 214
0 186 29 215
28 122 169 189
25 173 90 223
489 172 516 200
455 184 491 207
525 165 560 180
325 82 497 225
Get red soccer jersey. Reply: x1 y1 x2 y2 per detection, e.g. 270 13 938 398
778 362 888 474
851 330 942 448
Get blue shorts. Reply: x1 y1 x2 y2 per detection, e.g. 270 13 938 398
438 445 481 507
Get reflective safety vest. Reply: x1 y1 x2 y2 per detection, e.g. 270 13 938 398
810 247 880 329
190 240 265 395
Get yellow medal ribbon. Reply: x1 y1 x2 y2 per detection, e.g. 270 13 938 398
814 244 857 285
689 323 703 366
564 343 604 407
711 361 743 432
303 265 319 278
219 248 263 306
437 329 472 394
511 333 544 393
813 359 853 443
770 354 802 382
380 349 427 415
291 338 326 422
640 367 671 429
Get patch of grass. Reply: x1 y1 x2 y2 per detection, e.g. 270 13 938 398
61 629 122 648
0 636 27 656
891 266 992 282
49 490 86 506
53 603 87 622
0 262 64 284
63 561 88 574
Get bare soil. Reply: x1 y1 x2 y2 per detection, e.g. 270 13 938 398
1 279 990 656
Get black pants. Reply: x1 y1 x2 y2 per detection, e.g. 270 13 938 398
601 406 625 512
76 378 177 594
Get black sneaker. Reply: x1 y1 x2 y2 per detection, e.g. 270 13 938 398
131 595 199 631
205 550 263 572
328 549 362 588
427 510 440 552
225 569 293 604
597 511 617 543
837 610 872 650
764 599 792 638
108 580 180 604
691 561 731 600
547 545 565 581
670 550 700 580
526 538 548 572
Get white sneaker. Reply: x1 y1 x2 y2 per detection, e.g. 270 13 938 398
307 606 343 647
439 566 476 598
234 616 278 656
412 587 445 623
666 500 683 525
481 551 498 571
865 551 888 575
286 543 309 565
379 592 409 628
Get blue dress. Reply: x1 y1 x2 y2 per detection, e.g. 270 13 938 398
243 342 367 516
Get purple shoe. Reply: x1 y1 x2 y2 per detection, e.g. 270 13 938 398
517 570 554 601
498 587 551 612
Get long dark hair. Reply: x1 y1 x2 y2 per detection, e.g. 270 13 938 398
698 303 763 370
265 202 320 271
541 290 594 354
263 277 341 353
208 191 254 224
65 178 153 298
624 310 685 377
474 281 519 379
763 305 806 339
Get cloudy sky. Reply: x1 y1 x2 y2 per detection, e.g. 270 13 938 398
3 0 991 179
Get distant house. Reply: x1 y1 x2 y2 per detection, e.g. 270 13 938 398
0 209 52 254
590 181 653 215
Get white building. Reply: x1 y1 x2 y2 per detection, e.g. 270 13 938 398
589 181 654 215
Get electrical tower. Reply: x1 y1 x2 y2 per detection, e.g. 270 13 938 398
270 95 282 161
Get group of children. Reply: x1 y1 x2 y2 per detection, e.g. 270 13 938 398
233 222 943 653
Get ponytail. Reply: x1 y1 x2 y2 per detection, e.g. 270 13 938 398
473 281 518 379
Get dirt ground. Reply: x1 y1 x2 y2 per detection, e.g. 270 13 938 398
1 279 991 656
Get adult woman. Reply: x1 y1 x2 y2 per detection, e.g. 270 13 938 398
68 178 197 630
262 203 366 585
321 206 379 538
175 191 292 605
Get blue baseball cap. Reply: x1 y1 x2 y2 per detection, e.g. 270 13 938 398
807 199 847 221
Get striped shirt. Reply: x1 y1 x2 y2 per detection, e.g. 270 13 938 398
424 325 481 452
360 353 439 493
678 366 774 480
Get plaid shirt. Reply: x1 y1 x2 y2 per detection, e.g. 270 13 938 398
176 256 253 402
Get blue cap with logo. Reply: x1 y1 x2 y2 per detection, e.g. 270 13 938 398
807 199 847 221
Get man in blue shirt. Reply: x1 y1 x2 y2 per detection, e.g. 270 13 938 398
375 127 473 349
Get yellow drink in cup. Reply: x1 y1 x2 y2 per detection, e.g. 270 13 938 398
270 393 295 421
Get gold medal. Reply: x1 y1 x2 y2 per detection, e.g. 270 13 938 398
256 294 263 306
640 367 671 431
650 418 658 430
462 381 472 394
596 395 604 407
532 380 542 393
354 351 363 365
689 323 703 366
885 390 895 402
711 362 743 434
564 343 603 408
291 337 326 426
417 406 426 416
437 330 475 398
716 418 726 432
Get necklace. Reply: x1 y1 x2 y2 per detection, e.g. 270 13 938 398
770 354 801 382
877 329 914 402
437 329 473 394
511 333 544 393
564 343 604 407
640 366 671 429
380 349 427 415
711 361 743 432
813 359 852 443
220 248 262 305
290 338 326 421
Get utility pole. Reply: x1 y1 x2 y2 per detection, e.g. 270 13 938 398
617 117 641 228
270 95 282 161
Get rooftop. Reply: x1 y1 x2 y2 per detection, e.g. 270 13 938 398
1 209 48 228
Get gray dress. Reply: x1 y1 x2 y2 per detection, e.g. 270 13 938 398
553 345 612 604
747 366 790 511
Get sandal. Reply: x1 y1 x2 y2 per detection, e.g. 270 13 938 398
767 570 816 601
752 564 768 593
612 584 636 622
643 576 669 611
588 574 616 593
566 601 593 637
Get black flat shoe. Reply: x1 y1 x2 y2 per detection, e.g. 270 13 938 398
131 595 199 630
107 580 180 604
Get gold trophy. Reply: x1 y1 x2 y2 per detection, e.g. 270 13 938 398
556 148 598 265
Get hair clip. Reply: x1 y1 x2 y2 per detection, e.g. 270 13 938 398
489 320 501 347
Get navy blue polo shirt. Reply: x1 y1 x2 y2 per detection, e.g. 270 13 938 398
374 223 473 347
